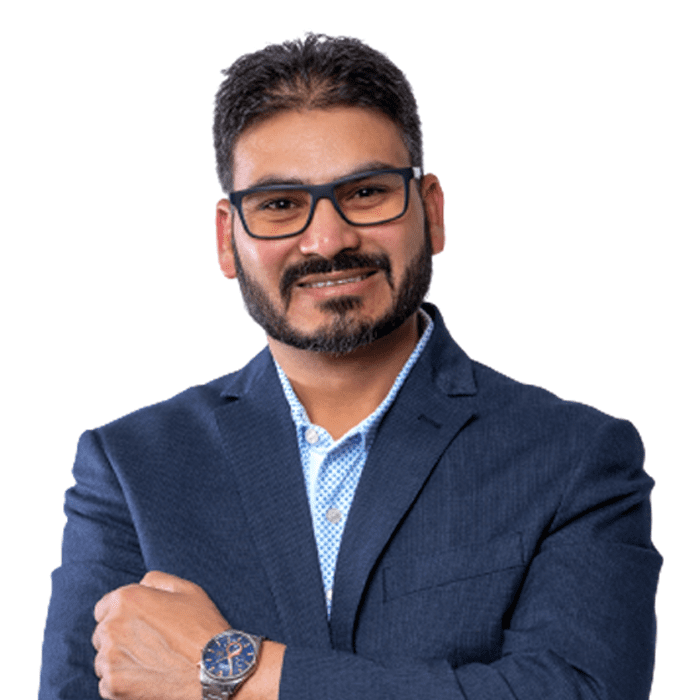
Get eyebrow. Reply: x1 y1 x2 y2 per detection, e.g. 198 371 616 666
245 161 402 190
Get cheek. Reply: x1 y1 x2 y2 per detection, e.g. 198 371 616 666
372 215 426 266
234 227 295 277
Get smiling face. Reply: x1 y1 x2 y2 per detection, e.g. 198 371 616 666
216 107 444 355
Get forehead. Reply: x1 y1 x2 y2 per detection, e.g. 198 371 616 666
232 107 410 189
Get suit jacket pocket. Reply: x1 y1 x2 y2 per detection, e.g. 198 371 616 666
383 533 524 602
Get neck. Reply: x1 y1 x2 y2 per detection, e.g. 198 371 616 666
268 312 422 440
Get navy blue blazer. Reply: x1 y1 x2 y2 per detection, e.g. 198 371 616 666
40 305 661 699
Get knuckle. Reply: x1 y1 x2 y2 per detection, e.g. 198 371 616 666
97 676 111 698
94 616 128 654
97 584 140 619
109 584 141 614
94 637 114 666
97 669 118 699
117 583 141 601
95 650 127 698
91 626 101 651
102 616 125 641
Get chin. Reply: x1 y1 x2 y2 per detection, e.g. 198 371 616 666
273 301 413 355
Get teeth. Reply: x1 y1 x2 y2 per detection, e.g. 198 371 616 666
305 273 370 289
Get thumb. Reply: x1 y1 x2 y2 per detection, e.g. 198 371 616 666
140 570 196 593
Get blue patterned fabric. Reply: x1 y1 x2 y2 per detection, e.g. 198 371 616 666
275 311 434 615
41 304 661 699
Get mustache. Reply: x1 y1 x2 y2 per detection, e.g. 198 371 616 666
280 251 392 303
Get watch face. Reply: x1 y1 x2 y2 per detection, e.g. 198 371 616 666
202 631 257 680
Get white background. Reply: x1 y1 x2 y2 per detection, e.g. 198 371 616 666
2 2 697 697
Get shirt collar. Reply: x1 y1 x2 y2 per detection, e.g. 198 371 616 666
274 309 434 450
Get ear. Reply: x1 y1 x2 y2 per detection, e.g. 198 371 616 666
216 198 238 279
420 174 445 255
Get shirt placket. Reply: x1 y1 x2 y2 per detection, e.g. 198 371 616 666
313 435 362 615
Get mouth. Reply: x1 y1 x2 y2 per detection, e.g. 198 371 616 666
297 269 378 289
279 252 393 307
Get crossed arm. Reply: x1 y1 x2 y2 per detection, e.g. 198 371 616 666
42 418 661 700
92 571 284 700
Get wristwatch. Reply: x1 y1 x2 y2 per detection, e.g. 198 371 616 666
200 629 263 699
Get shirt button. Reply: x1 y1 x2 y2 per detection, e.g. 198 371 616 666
325 507 343 524
305 427 320 445
326 589 333 602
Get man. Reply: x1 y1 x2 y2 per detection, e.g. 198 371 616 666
40 34 661 700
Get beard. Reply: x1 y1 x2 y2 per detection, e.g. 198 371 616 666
232 234 433 355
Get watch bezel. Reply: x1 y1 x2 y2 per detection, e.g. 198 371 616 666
200 629 261 683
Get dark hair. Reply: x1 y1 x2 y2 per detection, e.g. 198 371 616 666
213 33 422 192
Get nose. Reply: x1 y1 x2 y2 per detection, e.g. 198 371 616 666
297 197 361 258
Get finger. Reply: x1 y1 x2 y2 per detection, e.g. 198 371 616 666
92 624 101 651
93 645 104 678
94 658 114 700
94 591 114 623
95 582 142 622
140 570 197 594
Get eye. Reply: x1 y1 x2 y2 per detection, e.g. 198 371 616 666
336 174 399 205
246 188 309 212
351 185 387 199
259 197 298 211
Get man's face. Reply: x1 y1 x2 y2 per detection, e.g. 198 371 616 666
216 107 444 354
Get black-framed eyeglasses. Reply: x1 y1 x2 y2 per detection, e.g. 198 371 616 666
228 166 422 240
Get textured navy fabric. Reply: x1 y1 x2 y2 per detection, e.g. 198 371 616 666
274 309 434 615
40 304 661 699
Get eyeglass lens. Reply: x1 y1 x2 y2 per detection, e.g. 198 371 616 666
240 171 408 238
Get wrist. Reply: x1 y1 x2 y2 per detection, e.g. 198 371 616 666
236 641 284 700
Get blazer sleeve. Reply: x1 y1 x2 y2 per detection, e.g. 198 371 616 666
278 418 662 700
39 430 147 700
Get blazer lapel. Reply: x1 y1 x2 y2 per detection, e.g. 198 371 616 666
214 350 331 649
329 305 478 651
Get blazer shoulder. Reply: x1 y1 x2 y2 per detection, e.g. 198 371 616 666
420 306 640 452
468 358 643 455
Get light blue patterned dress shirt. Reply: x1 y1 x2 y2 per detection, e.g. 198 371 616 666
274 309 434 616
